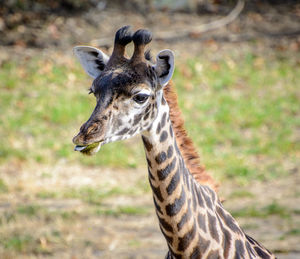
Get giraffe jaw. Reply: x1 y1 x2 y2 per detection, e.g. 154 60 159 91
74 142 102 156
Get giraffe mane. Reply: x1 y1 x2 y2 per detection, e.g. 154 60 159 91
163 81 219 192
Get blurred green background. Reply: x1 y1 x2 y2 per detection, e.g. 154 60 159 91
0 0 299 258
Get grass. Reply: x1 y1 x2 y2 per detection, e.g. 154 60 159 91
0 50 298 183
0 48 299 256
232 201 291 219
95 205 150 216
63 186 139 205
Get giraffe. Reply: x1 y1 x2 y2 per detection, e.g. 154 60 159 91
72 26 276 259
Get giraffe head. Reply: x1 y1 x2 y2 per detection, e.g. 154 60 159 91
72 26 175 155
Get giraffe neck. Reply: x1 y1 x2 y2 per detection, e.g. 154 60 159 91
141 96 211 257
141 95 275 258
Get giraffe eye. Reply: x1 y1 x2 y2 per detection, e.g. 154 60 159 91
133 94 149 104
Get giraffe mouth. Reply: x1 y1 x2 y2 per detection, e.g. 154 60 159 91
74 142 102 155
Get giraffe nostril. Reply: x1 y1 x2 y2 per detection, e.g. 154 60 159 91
72 135 79 145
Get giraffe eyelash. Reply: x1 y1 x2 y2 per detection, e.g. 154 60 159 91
88 87 94 95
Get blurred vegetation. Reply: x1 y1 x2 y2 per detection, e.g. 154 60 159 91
0 49 298 183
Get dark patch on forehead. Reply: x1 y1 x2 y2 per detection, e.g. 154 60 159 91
93 68 146 95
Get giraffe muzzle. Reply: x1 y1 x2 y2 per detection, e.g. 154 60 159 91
74 141 102 155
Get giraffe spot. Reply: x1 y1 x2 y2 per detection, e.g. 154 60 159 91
197 212 207 232
169 125 173 138
160 226 173 245
254 246 271 258
165 187 186 217
145 104 151 114
184 172 190 191
199 238 210 255
128 128 136 135
165 251 173 259
246 234 258 245
217 206 242 235
155 151 167 164
177 221 197 252
143 111 150 120
157 157 176 180
160 130 168 142
159 130 168 142
196 187 205 208
191 182 198 212
204 191 213 210
153 196 163 214
208 212 219 242
206 250 220 259
113 118 122 130
156 122 161 134
175 142 181 155
133 113 143 125
161 112 167 128
218 218 232 258
142 136 153 152
148 172 155 181
168 245 182 259
166 168 180 195
235 239 245 258
117 127 129 135
167 146 173 158
177 210 191 232
146 158 152 168
157 214 173 233
246 241 256 257
203 186 217 204
190 244 202 259
151 111 155 119
149 179 163 202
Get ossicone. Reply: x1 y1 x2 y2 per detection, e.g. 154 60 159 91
115 25 133 46
131 29 152 63
109 25 133 63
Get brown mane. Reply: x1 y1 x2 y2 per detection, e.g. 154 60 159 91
163 81 218 192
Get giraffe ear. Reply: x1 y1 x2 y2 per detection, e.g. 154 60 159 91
154 49 175 87
73 46 109 79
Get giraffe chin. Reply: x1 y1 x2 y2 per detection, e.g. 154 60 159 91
74 142 102 156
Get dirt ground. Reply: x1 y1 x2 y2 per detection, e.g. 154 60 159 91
0 1 300 258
